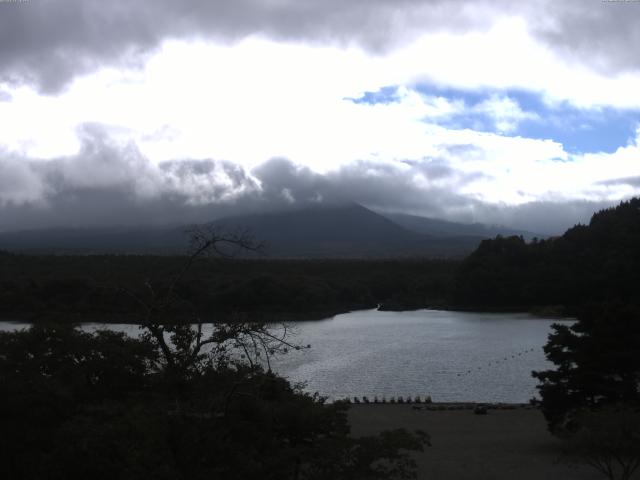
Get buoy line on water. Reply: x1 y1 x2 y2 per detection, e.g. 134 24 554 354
454 347 540 378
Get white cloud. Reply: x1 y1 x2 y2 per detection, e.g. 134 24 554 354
1 11 640 225
472 95 539 133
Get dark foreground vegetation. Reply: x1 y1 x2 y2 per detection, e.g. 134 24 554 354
0 229 428 479
0 324 428 479
531 301 640 480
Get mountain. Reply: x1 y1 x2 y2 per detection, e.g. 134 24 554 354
381 212 543 240
211 203 483 257
0 204 483 257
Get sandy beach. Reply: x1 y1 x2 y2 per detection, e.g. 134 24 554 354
348 404 608 480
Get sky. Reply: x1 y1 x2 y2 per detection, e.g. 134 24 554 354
1 0 639 234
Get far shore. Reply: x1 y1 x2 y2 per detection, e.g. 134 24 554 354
379 303 575 318
0 303 576 326
0 308 360 326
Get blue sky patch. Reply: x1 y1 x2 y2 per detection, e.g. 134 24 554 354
347 86 401 105
350 84 640 155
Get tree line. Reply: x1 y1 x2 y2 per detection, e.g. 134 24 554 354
453 197 640 312
0 253 456 322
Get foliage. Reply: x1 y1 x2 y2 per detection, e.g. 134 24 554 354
0 324 427 480
0 324 157 479
0 255 457 321
0 227 428 479
532 303 640 433
564 405 640 480
454 197 640 310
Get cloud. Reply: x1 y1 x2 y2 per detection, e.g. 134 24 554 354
160 158 259 205
2 1 639 240
1 125 635 236
457 199 617 235
0 126 502 230
0 0 495 93
473 95 539 134
0 125 261 229
2 0 640 95
598 175 640 188
0 153 48 206
530 0 640 75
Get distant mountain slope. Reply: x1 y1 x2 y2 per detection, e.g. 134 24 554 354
453 197 640 309
212 203 482 257
381 212 542 240
0 204 483 257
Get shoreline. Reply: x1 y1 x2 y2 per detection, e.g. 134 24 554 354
379 303 575 319
0 303 576 326
340 400 536 409
0 307 364 325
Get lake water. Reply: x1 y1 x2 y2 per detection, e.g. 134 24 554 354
0 309 571 403
271 309 570 403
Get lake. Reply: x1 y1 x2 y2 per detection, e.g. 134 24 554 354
0 309 571 403
271 309 570 403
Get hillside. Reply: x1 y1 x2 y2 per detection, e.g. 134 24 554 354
452 197 640 310
212 203 482 257
0 204 483 258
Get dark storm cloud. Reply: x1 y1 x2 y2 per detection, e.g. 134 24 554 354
241 158 608 236
0 125 262 230
9 1 637 93
0 128 488 231
249 156 487 217
530 0 640 75
160 158 259 204
0 0 494 92
251 158 330 205
598 175 640 188
0 129 627 234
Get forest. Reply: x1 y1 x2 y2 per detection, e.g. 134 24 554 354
0 254 456 322
453 197 640 312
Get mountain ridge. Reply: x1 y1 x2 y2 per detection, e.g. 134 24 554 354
0 203 527 257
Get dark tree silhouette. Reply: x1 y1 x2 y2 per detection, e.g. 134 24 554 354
533 303 640 433
0 226 429 479
118 225 303 379
564 405 640 480
454 197 640 311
